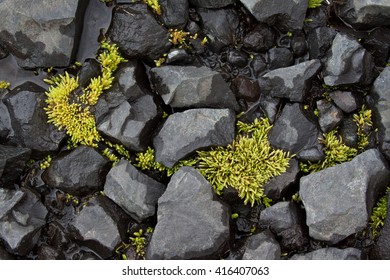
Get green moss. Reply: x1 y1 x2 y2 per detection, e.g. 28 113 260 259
370 188 390 238
353 105 373 151
143 0 161 15
308 0 322 9
130 229 146 258
39 155 52 170
300 130 358 173
0 81 10 89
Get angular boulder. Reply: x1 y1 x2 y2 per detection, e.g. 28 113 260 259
242 230 281 260
146 167 230 259
300 149 390 244
0 144 31 188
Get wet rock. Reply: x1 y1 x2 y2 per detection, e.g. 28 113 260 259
324 33 375 86
329 91 361 113
97 95 162 152
317 99 344 133
259 59 322 102
0 144 31 188
146 167 230 259
104 160 165 223
0 0 88 68
340 117 359 148
250 54 267 77
335 0 390 29
371 193 390 259
290 33 307 57
297 146 325 163
300 149 390 244
290 247 362 260
160 0 189 28
259 201 309 251
268 48 294 70
268 103 320 154
150 65 239 111
243 23 276 53
197 7 239 53
108 4 171 62
153 108 236 168
263 158 299 201
242 230 281 260
240 0 308 31
307 27 337 59
227 49 248 68
166 49 192 65
3 82 65 157
68 196 131 259
231 76 260 102
0 187 48 255
42 146 110 196
190 0 235 8
371 68 390 160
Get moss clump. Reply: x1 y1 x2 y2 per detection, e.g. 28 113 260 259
300 130 358 173
353 105 373 151
308 0 322 9
369 188 390 237
39 155 52 170
44 40 126 147
143 0 161 15
0 81 10 89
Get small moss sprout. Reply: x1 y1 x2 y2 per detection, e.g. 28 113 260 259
308 0 322 9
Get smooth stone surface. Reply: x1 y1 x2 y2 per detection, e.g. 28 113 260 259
290 247 362 260
242 230 281 260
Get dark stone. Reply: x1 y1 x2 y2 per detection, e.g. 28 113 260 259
317 99 344 133
329 91 361 113
259 201 309 251
153 109 236 168
3 82 65 157
240 0 308 31
291 248 362 260
243 23 276 53
290 33 307 57
0 0 88 68
67 195 131 259
260 59 322 102
0 244 14 259
297 146 325 163
340 117 359 148
0 187 48 255
166 49 192 65
190 0 235 8
242 230 281 260
197 7 239 53
263 158 299 200
42 146 110 196
300 149 390 244
0 144 31 188
324 33 375 86
37 245 65 260
307 27 338 59
227 49 249 68
108 4 171 62
78 59 101 88
160 0 189 28
104 160 165 223
268 48 293 70
97 95 162 152
0 94 11 140
371 193 390 260
363 27 390 67
150 65 239 111
146 167 230 259
268 103 320 154
231 76 260 102
258 94 280 124
250 54 267 77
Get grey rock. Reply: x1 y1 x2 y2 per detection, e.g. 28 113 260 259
240 0 308 31
0 95 11 140
108 4 171 62
242 230 281 260
259 201 309 250
160 0 189 28
307 27 337 59
364 27 390 66
0 187 48 255
268 103 320 154
300 149 390 244
317 99 344 133
0 144 31 188
104 160 165 223
3 82 65 157
146 167 230 259
371 193 390 259
166 49 192 65
190 0 235 8
197 7 239 53
68 196 130 259
330 91 361 113
97 95 162 152
324 33 375 86
340 117 359 148
297 146 325 163
153 109 236 168
290 247 362 260
150 65 239 111
250 54 267 77
78 59 101 89
0 0 88 68
260 60 322 102
335 0 390 29
371 68 390 160
290 32 307 57
263 159 299 200
227 49 249 68
42 146 110 196
37 245 64 260
258 94 280 124
268 48 293 70
243 23 276 53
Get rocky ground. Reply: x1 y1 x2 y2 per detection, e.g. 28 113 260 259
1 0 390 260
